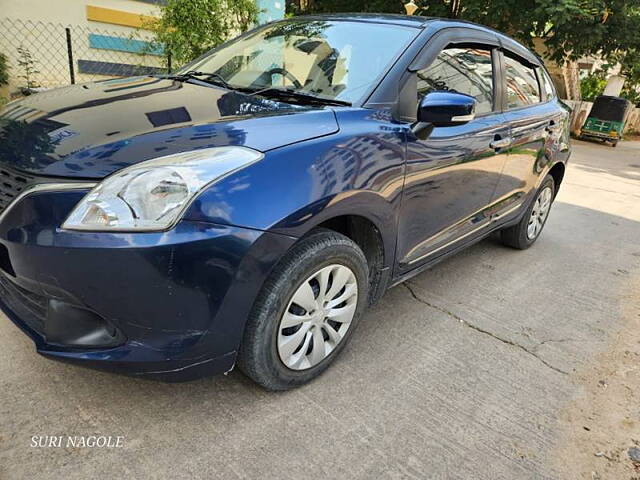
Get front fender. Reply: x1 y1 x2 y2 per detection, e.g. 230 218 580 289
183 108 407 266
278 190 398 266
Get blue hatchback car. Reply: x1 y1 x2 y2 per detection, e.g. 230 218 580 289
0 14 570 390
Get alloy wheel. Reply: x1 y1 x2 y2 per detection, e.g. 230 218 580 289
527 186 553 240
277 264 358 370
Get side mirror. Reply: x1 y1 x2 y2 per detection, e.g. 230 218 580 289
417 91 477 127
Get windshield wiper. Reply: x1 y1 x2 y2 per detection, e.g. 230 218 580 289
161 73 352 106
164 71 233 90
247 87 352 107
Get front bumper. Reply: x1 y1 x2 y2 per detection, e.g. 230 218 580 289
580 129 618 141
0 188 296 381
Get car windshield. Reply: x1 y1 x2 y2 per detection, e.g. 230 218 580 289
179 20 418 104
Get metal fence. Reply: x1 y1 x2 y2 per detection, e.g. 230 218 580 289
0 17 171 95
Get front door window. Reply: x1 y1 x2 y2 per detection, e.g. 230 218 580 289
416 46 495 115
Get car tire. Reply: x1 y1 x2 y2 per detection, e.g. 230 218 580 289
237 229 369 391
500 174 555 250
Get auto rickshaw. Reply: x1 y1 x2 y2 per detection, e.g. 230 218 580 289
580 95 632 147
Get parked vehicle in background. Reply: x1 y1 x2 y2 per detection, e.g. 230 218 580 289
0 14 570 390
580 95 632 147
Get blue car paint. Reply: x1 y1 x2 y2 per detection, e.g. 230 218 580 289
0 16 570 381
184 108 407 266
0 189 297 380
0 79 336 178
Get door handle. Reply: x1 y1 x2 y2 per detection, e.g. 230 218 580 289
490 137 512 150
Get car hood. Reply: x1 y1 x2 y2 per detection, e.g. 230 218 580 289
0 76 339 179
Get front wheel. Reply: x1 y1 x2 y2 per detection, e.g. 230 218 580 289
238 229 369 390
500 174 555 249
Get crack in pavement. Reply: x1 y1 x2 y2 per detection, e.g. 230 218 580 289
402 282 570 376
519 330 574 347
539 338 573 345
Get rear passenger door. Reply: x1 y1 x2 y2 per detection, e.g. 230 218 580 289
490 51 564 217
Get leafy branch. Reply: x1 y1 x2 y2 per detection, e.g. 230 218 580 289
145 0 259 68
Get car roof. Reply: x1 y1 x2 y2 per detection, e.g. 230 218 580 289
289 13 434 28
285 13 514 31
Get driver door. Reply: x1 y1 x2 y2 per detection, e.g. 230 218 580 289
396 41 509 273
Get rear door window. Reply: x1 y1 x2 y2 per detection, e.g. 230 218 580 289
416 46 495 115
503 54 541 108
539 68 555 100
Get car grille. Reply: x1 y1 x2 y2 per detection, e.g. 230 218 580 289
584 119 613 133
0 167 37 215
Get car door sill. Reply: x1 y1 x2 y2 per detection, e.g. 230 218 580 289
402 220 491 267
390 206 525 288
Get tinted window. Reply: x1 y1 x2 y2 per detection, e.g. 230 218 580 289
503 55 541 108
417 46 494 114
540 68 555 99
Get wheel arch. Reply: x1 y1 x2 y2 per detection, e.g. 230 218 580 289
548 161 566 196
311 214 388 305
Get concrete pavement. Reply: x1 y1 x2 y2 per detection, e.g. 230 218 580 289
1 140 639 479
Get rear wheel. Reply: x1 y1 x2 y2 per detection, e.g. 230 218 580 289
500 174 555 249
238 229 368 390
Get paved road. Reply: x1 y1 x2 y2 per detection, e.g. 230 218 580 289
1 140 639 479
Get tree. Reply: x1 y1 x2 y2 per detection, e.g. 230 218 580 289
288 0 404 14
292 0 640 100
16 46 39 90
147 0 259 67
612 49 640 106
292 0 640 72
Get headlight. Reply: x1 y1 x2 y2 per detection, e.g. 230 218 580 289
62 146 263 232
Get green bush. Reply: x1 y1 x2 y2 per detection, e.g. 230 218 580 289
580 72 607 102
0 52 8 87
621 84 640 107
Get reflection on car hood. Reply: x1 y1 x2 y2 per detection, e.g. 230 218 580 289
0 76 339 179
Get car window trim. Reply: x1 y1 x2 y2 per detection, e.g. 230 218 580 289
415 42 499 115
372 25 507 122
407 27 501 72
368 24 551 121
535 69 559 106
410 30 503 117
496 33 541 66
535 68 548 103
498 49 547 112
536 66 557 103
502 50 543 107
492 47 505 113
